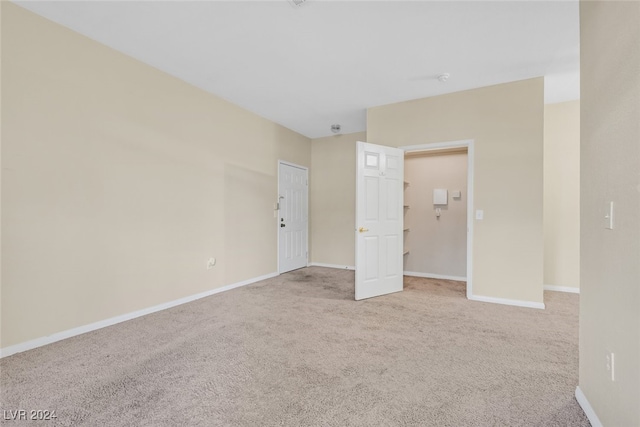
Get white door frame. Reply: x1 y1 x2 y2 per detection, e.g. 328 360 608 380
277 160 309 274
400 140 474 299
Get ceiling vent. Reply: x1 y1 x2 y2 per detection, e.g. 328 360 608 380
288 0 309 7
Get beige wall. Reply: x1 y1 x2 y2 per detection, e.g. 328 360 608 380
310 132 364 268
1 3 311 349
368 78 544 304
579 1 640 425
544 101 580 290
404 151 467 278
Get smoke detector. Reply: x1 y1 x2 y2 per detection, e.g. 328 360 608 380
331 124 341 134
437 73 451 82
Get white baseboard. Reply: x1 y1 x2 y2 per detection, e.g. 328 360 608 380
468 294 545 310
404 271 467 282
310 262 355 271
575 386 603 427
544 284 580 294
0 272 278 359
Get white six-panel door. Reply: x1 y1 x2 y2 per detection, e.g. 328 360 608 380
278 161 308 274
355 141 404 300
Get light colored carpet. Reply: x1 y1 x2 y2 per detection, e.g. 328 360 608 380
1 267 589 426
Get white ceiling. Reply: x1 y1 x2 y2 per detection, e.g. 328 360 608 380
15 0 580 139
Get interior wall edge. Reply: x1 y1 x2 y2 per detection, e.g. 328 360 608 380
468 294 545 310
0 271 278 359
309 263 355 271
403 272 467 283
575 386 604 427
543 285 580 294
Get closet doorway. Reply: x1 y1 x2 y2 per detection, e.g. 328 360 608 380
401 140 474 299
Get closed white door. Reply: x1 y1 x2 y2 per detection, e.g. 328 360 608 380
355 141 404 300
278 161 308 274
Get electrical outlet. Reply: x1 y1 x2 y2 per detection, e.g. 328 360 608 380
606 352 615 381
207 258 216 270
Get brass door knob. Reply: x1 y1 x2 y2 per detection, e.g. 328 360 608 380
358 227 369 233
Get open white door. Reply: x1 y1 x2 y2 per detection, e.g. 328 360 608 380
355 141 404 300
278 161 309 274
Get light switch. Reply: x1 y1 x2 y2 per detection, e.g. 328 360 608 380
475 209 484 220
605 201 614 230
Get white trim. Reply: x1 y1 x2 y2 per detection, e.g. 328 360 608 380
400 139 474 300
278 159 307 170
575 386 603 427
310 262 355 271
544 284 580 294
277 160 309 275
468 294 545 310
0 272 278 359
401 139 474 152
404 271 467 282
